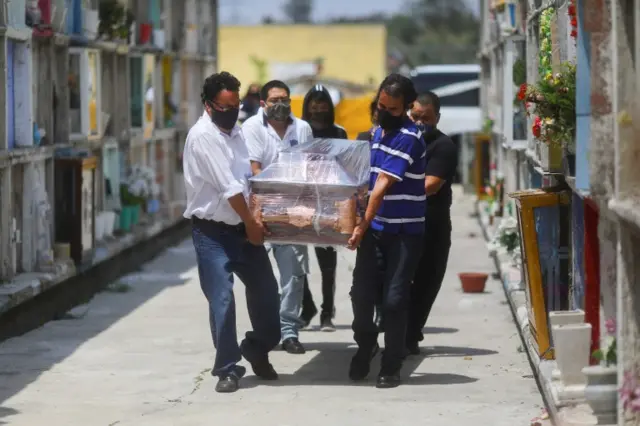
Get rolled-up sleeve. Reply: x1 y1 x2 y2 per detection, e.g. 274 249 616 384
188 133 244 199
242 122 264 163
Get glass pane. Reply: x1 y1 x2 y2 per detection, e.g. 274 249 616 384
68 53 83 135
130 57 143 128
143 55 155 139
7 41 15 149
88 51 99 135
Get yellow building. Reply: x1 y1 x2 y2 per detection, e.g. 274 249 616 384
218 24 387 89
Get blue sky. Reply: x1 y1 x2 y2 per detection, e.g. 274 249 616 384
219 0 480 24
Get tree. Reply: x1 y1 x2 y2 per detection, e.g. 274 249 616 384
282 0 313 23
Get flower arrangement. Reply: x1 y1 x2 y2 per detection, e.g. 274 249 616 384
593 318 617 366
489 216 520 252
121 165 160 206
516 61 576 147
568 0 578 39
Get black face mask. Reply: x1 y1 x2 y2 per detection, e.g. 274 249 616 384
377 108 404 131
209 105 239 130
310 111 332 127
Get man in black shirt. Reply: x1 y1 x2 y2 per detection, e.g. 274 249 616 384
406 92 458 355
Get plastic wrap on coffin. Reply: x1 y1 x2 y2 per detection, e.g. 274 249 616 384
249 138 370 245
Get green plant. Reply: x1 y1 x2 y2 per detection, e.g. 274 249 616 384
593 318 617 366
513 58 526 86
499 231 519 253
120 183 144 206
98 0 134 41
482 117 494 134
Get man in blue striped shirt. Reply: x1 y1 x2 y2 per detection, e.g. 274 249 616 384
347 74 426 389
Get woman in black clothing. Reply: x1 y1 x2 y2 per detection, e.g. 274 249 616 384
299 84 348 331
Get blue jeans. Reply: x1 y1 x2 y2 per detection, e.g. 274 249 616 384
192 218 281 377
270 244 309 340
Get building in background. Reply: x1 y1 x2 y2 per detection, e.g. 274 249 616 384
218 24 386 88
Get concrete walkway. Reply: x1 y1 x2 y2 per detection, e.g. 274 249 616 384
0 189 545 426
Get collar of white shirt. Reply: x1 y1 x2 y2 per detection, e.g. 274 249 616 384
202 111 242 137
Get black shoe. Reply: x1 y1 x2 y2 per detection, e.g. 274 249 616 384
282 337 306 354
320 315 336 332
349 342 380 381
215 374 239 393
406 341 421 355
240 343 278 380
376 374 401 389
246 357 278 380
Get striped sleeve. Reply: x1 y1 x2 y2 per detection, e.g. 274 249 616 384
376 131 422 181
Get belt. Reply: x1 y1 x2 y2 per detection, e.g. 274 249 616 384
192 217 245 233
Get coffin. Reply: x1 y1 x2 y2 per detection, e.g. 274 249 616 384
249 138 370 245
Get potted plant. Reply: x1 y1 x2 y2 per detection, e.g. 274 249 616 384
98 0 135 41
582 318 618 425
487 216 520 256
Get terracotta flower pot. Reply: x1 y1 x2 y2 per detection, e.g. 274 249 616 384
459 273 488 293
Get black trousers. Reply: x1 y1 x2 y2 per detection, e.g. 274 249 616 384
406 210 452 345
351 229 423 374
302 246 337 318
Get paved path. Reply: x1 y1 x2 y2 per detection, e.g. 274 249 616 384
0 189 544 426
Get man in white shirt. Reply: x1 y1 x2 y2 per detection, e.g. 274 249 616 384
183 72 281 394
242 80 314 355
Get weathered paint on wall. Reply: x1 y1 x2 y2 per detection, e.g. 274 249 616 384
218 25 387 88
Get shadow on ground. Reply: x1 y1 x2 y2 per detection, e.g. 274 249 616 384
0 406 18 425
0 240 196 422
240 340 490 389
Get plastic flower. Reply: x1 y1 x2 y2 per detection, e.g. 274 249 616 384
606 318 617 335
517 83 528 100
532 117 542 138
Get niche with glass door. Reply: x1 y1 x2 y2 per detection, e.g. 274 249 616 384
68 48 102 141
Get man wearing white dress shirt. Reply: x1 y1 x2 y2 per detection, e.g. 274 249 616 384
242 80 314 355
183 72 281 394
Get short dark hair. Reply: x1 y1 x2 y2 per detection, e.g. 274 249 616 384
416 91 441 115
369 98 377 117
377 73 417 108
201 71 241 105
260 80 291 101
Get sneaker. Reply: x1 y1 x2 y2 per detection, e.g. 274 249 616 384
320 316 336 332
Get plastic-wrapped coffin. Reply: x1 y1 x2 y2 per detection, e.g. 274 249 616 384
249 138 370 245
